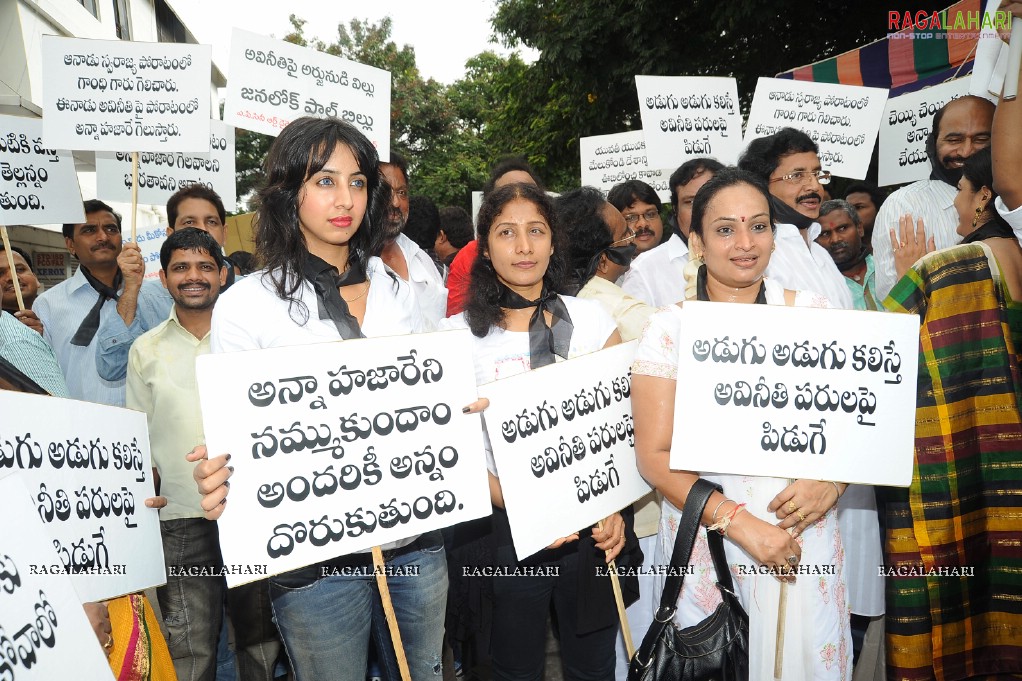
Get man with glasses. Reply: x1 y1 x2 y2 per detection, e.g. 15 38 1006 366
738 128 854 309
609 179 690 306
870 95 995 300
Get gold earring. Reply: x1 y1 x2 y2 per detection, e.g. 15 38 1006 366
972 206 984 229
771 243 776 253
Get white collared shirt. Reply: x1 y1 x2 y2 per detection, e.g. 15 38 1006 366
996 196 1022 237
870 179 958 301
394 232 447 330
766 222 854 310
618 233 689 306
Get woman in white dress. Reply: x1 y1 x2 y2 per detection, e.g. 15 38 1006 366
630 168 852 680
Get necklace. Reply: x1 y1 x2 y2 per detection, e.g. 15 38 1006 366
340 280 370 303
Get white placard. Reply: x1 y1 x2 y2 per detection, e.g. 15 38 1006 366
0 392 165 602
673 303 919 486
132 225 168 281
878 78 971 187
0 115 84 225
41 37 212 152
196 330 491 586
634 76 743 169
95 121 237 208
580 131 673 202
224 29 392 160
0 475 116 680
745 78 889 179
482 342 652 561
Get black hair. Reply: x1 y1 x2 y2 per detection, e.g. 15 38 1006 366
167 184 226 228
402 195 441 250
0 245 33 272
228 250 258 275
843 182 885 210
738 128 818 181
819 199 861 228
465 183 568 338
382 151 409 185
254 117 390 321
438 206 474 249
669 158 725 213
554 186 612 288
159 227 225 271
690 168 776 239
63 199 121 239
962 147 997 200
482 156 544 196
606 179 663 214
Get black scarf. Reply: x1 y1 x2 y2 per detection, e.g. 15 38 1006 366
836 245 870 274
578 242 638 289
497 284 573 368
70 266 122 346
962 216 1016 244
769 195 815 230
301 253 367 340
695 264 768 304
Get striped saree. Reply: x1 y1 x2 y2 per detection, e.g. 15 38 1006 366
882 242 1022 681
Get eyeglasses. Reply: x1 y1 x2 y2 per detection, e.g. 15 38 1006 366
610 228 637 247
623 209 660 225
769 170 831 186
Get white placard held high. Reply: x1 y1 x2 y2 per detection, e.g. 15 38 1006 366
95 120 237 208
0 475 116 680
634 76 743 169
745 78 889 179
0 392 165 602
0 115 84 225
41 36 212 152
673 303 919 486
225 29 392 160
878 78 971 187
482 342 652 561
580 131 673 202
196 330 491 586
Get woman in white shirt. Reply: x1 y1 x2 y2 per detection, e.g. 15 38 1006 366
189 117 443 681
442 182 633 680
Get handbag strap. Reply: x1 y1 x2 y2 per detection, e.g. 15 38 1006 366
657 478 734 617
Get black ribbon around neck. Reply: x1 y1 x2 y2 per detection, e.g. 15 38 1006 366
769 194 815 231
695 264 767 304
962 216 1016 244
836 245 870 274
70 267 123 347
301 254 367 340
497 284 574 368
579 242 638 289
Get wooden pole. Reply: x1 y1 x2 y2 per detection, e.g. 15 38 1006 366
774 581 788 680
598 519 635 660
0 225 26 311
130 151 139 242
371 546 412 681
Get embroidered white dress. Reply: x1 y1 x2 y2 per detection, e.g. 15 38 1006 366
631 278 852 681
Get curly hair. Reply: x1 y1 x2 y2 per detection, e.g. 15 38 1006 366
254 117 391 323
464 183 568 337
553 186 612 290
737 127 818 182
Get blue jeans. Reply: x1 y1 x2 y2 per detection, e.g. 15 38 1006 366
268 531 448 681
157 518 281 681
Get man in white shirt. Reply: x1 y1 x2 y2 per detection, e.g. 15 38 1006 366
738 128 854 309
379 153 447 327
871 95 995 300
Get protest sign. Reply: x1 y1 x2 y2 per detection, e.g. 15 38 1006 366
481 342 652 561
580 131 673 202
132 226 167 281
634 76 743 169
196 330 491 586
96 120 237 208
224 29 392 159
0 475 116 680
878 78 971 186
745 78 889 179
0 392 165 602
0 115 84 225
40 36 211 152
673 302 919 486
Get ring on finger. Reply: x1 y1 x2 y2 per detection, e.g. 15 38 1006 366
796 510 807 523
786 554 798 567
787 500 796 513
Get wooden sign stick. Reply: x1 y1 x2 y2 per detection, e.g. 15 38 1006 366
130 151 139 241
774 580 788 680
598 519 635 660
0 225 26 311
371 546 412 681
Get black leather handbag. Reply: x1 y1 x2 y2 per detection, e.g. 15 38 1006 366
627 478 749 681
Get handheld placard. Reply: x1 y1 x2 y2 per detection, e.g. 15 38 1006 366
1005 19 1021 100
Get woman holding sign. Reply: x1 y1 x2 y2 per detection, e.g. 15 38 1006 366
441 182 635 680
189 117 446 681
630 168 852 679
